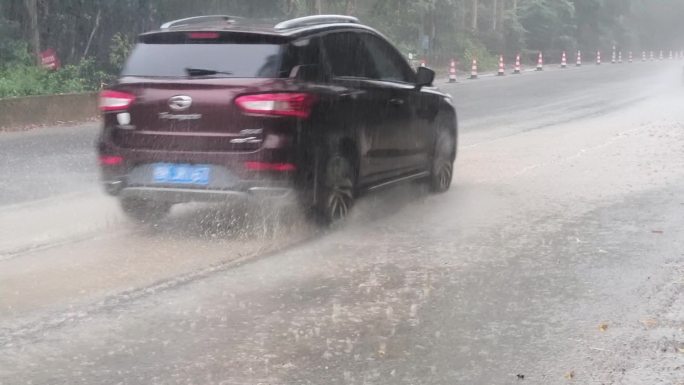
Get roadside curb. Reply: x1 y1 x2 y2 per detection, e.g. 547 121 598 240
0 92 98 132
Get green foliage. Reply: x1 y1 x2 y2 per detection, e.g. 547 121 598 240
0 18 32 69
462 36 498 71
109 33 135 72
0 58 112 98
502 9 527 55
519 0 576 51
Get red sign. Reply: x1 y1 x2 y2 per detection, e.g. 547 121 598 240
40 48 61 70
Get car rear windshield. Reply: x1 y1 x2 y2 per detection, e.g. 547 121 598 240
122 33 285 78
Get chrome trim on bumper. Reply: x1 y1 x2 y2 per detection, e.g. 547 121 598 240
120 186 293 203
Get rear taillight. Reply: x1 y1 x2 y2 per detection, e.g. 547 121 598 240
235 93 315 119
244 162 296 172
99 90 135 112
99 155 124 166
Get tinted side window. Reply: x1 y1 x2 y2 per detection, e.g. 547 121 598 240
361 34 415 83
322 32 376 78
280 37 322 78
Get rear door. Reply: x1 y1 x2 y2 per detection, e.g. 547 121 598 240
321 31 409 183
113 31 287 152
360 33 430 174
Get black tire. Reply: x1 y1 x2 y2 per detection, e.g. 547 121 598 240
120 197 171 223
314 155 356 225
429 125 456 193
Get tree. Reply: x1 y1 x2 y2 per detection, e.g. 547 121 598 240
24 0 40 64
519 0 576 51
471 0 478 30
2 0 684 76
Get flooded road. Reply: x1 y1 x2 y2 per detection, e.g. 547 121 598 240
1 61 683 384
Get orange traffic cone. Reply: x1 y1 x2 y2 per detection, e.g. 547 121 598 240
470 58 478 79
628 51 632 63
536 52 543 71
513 54 522 74
596 51 601 65
650 51 655 61
497 55 505 76
618 51 622 63
576 50 582 66
448 59 457 83
561 51 567 68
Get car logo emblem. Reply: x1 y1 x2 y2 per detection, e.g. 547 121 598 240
168 95 192 111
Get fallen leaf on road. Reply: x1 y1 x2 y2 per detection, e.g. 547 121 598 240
516 373 525 380
640 318 658 328
377 342 386 358
564 371 575 380
598 323 608 332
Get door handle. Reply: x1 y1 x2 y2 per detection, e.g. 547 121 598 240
389 98 405 106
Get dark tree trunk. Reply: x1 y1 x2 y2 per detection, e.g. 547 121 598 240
82 7 101 60
471 0 478 30
24 0 41 64
306 0 322 14
345 0 356 15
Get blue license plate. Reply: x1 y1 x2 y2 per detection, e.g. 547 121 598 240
152 163 211 185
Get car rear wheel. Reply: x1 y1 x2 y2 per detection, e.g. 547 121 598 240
120 197 172 223
315 155 355 225
429 126 456 193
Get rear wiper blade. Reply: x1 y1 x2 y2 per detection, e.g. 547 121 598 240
185 67 233 77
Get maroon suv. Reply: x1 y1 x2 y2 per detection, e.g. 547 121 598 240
97 15 457 223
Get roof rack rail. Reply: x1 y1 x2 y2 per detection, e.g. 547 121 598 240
160 15 242 30
274 15 359 30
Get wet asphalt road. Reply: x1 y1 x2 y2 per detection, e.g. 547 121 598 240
1 61 684 384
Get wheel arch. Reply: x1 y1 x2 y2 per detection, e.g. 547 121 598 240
435 102 458 161
337 136 360 176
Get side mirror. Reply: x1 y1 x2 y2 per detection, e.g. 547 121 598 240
415 67 435 88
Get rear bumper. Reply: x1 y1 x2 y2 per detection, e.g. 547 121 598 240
98 136 301 204
100 159 299 204
101 165 297 203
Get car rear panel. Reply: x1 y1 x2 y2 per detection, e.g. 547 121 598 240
98 30 318 198
98 78 308 192
109 78 282 153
